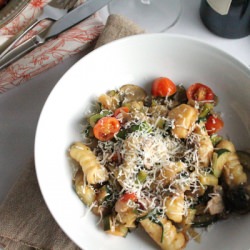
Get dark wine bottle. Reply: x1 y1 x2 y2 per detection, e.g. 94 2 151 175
200 0 250 39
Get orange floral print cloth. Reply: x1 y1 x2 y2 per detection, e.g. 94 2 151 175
0 0 104 93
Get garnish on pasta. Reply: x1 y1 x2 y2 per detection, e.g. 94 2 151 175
69 77 250 250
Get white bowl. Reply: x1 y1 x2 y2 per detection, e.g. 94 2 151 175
35 34 250 250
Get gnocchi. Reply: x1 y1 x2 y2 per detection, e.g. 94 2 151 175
69 142 108 184
69 79 249 250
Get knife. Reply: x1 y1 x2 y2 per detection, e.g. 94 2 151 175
0 0 112 70
0 0 78 58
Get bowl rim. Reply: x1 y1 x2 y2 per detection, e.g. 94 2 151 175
34 33 250 249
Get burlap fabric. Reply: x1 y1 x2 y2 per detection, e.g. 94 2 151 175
0 14 144 250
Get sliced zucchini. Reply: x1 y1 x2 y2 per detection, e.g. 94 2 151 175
88 110 112 127
192 213 217 228
212 150 230 178
155 118 165 129
116 122 152 140
103 215 112 231
216 148 230 157
96 185 111 205
103 216 128 237
237 150 250 171
75 184 96 207
210 134 223 147
116 129 127 139
84 125 94 138
76 185 96 206
107 224 128 237
137 170 148 183
130 121 152 133
74 169 96 206
199 103 214 118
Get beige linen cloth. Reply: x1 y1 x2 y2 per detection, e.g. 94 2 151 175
0 14 144 250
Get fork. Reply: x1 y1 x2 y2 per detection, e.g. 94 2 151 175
0 0 78 59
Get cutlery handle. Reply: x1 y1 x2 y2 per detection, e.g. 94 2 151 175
0 19 39 59
0 36 39 70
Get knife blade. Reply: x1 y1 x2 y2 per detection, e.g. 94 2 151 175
0 0 112 70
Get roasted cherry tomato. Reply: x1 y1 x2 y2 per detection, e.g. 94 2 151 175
120 193 137 202
187 83 214 102
205 115 224 135
151 77 177 97
93 117 120 141
114 107 129 117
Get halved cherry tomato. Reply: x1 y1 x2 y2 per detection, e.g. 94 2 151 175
114 107 129 117
151 77 177 97
187 83 214 102
205 114 224 135
93 117 120 141
120 193 137 202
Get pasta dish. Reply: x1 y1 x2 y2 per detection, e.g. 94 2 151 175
69 77 250 250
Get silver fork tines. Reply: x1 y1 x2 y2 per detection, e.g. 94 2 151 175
0 0 78 59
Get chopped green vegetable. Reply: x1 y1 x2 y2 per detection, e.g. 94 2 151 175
103 215 112 231
150 217 164 243
192 213 218 228
96 185 111 205
107 90 117 97
199 103 214 118
210 134 223 146
103 216 128 237
88 110 112 127
84 126 94 138
116 129 127 139
156 118 165 129
212 150 230 177
216 148 230 157
137 170 148 183
130 122 152 133
116 122 152 140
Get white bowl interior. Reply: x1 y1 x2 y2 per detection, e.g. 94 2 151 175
35 34 250 250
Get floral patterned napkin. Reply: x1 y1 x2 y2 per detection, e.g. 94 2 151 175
0 14 144 250
0 0 105 93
